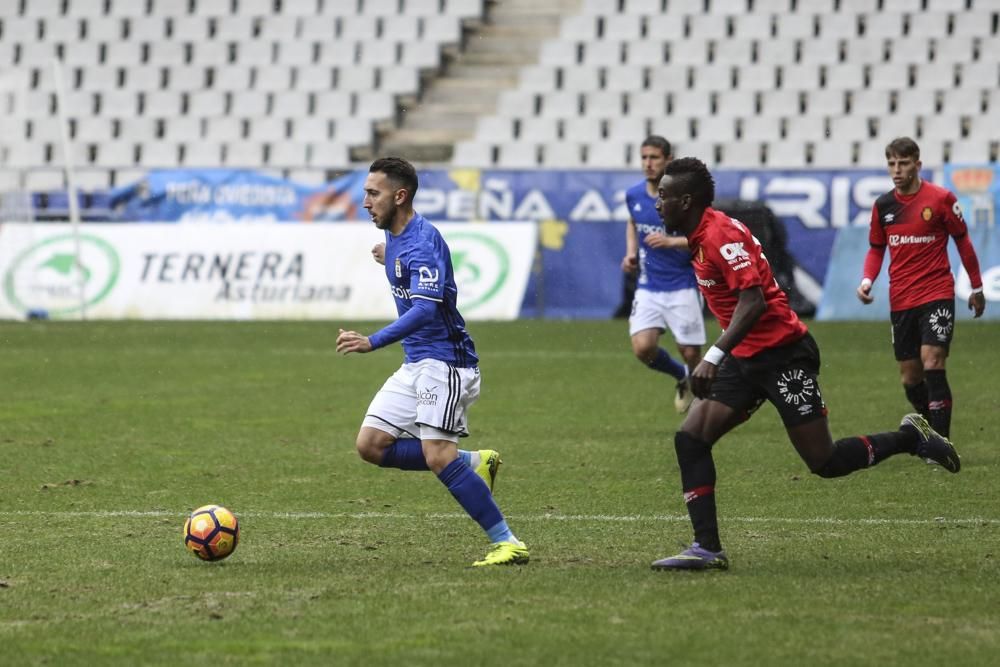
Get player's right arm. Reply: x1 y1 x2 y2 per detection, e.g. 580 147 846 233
857 206 886 304
622 218 638 273
690 287 766 399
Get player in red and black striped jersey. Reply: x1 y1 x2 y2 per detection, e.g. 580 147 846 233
857 137 986 438
648 157 960 572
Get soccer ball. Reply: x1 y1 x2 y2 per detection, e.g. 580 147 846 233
183 504 240 561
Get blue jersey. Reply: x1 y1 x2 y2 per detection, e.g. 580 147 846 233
625 182 697 293
376 213 478 367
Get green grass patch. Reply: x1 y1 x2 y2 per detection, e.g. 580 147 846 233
1 320 998 666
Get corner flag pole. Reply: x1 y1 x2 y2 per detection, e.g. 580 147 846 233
51 56 86 320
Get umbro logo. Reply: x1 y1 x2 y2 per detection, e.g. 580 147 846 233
884 213 895 223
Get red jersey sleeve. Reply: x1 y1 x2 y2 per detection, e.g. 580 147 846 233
868 205 886 246
941 190 970 237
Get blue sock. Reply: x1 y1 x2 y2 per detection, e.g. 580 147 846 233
437 458 509 539
486 519 515 544
648 348 686 380
380 440 474 471
379 438 428 470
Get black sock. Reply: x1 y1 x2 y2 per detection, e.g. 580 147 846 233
903 381 929 419
924 369 952 438
816 430 918 478
674 432 721 552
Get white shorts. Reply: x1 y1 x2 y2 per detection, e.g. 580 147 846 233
628 287 707 345
362 358 480 443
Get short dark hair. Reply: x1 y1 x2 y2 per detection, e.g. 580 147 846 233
885 137 920 160
641 135 672 158
369 157 419 202
663 156 715 208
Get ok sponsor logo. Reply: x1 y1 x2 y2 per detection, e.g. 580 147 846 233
719 242 751 271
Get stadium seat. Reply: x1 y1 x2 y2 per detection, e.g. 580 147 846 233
711 38 753 65
811 139 855 167
541 141 583 167
224 141 264 167
948 138 992 164
294 64 335 91
720 141 763 167
802 90 850 116
766 140 807 167
911 61 956 89
204 116 245 141
94 141 136 167
181 141 224 167
140 142 182 168
829 115 872 141
602 65 644 92
563 116 605 141
252 116 292 141
519 117 560 142
851 89 891 115
585 141 629 167
894 88 939 116
606 116 649 142
117 117 159 143
160 116 202 141
740 115 782 142
475 116 515 142
939 87 985 116
497 143 539 167
451 140 494 167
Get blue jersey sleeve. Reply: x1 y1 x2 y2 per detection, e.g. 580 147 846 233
368 297 436 350
407 243 447 302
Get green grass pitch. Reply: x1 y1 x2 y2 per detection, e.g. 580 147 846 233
1 319 998 666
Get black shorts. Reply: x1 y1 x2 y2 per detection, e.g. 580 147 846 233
890 299 954 361
709 333 828 427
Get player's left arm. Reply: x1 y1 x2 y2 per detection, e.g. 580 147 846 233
943 193 986 317
689 287 765 399
644 231 690 250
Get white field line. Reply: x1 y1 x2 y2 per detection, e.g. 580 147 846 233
0 510 997 527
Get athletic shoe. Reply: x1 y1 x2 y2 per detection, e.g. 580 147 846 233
674 376 694 414
900 413 961 473
651 543 728 571
474 449 502 493
472 540 529 567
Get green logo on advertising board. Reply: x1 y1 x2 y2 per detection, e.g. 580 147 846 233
3 234 120 317
447 232 510 312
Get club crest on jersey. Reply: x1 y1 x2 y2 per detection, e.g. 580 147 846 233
921 206 933 222
394 258 402 278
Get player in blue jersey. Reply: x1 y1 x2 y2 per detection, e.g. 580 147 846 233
336 157 529 567
621 136 706 413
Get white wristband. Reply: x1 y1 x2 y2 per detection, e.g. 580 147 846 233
703 345 726 366
971 287 983 294
860 278 872 290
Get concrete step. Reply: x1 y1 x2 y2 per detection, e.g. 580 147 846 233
395 113 480 132
459 50 539 66
413 99 498 115
374 141 454 163
463 37 544 54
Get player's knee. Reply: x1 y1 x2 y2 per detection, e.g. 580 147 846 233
812 452 848 478
355 433 384 465
674 431 710 465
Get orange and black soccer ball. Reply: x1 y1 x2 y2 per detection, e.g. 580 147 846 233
183 504 240 561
